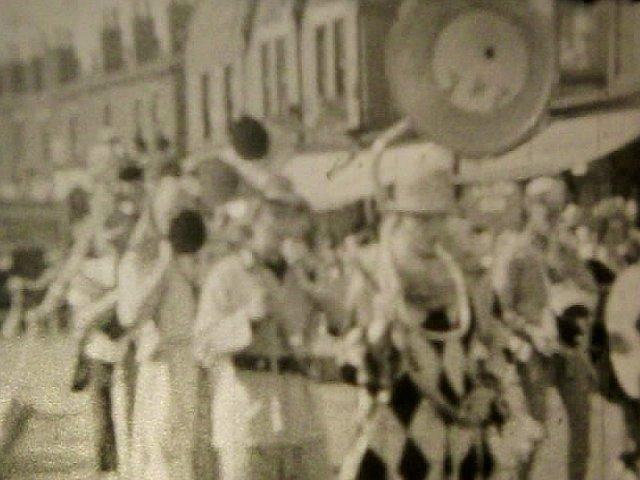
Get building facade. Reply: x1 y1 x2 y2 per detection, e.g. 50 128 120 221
185 0 401 163
0 0 194 202
185 0 640 210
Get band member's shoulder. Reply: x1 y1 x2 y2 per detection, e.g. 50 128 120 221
203 250 254 282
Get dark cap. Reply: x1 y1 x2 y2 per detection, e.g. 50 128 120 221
229 115 270 160
168 209 208 254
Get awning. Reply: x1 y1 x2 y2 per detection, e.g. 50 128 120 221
457 106 640 183
283 106 640 211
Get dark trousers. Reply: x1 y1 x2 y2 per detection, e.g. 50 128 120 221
193 366 217 480
90 361 117 472
555 354 592 480
122 342 137 433
518 353 593 480
517 354 551 480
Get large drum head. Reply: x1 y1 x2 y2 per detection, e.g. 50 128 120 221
605 264 640 399
386 0 556 158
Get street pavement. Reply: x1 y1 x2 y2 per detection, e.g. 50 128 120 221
0 335 633 479
0 335 99 479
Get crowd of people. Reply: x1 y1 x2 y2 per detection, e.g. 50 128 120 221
3 115 640 480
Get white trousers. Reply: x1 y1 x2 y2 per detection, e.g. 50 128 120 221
217 437 332 480
130 351 197 480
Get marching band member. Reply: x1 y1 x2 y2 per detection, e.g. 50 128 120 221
27 131 124 331
194 118 332 479
493 177 597 480
118 172 202 480
60 160 144 474
338 141 538 480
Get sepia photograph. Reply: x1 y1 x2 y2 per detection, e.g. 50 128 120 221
1 0 640 478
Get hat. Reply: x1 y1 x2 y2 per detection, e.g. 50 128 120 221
228 116 270 160
525 177 566 208
168 209 207 254
377 142 456 214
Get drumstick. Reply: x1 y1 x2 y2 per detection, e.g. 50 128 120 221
326 151 358 180
326 119 413 181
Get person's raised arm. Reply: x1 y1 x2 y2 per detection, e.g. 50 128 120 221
75 289 120 340
34 219 96 318
117 241 172 330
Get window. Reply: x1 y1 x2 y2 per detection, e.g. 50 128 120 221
150 93 159 126
69 116 79 163
134 0 160 64
275 38 288 116
12 122 25 165
260 37 291 118
200 73 212 139
558 1 610 87
315 26 327 98
55 31 80 84
103 103 112 126
10 62 27 94
333 19 346 98
168 0 194 53
57 47 79 83
9 122 25 181
31 57 44 92
261 43 272 116
102 7 125 73
610 1 640 91
134 99 143 130
224 65 234 124
41 126 51 165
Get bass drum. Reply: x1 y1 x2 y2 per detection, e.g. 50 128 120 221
604 264 640 400
386 0 556 158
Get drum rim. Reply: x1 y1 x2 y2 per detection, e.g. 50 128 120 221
385 0 556 158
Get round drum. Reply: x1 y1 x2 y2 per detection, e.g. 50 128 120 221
386 0 556 158
605 264 640 399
